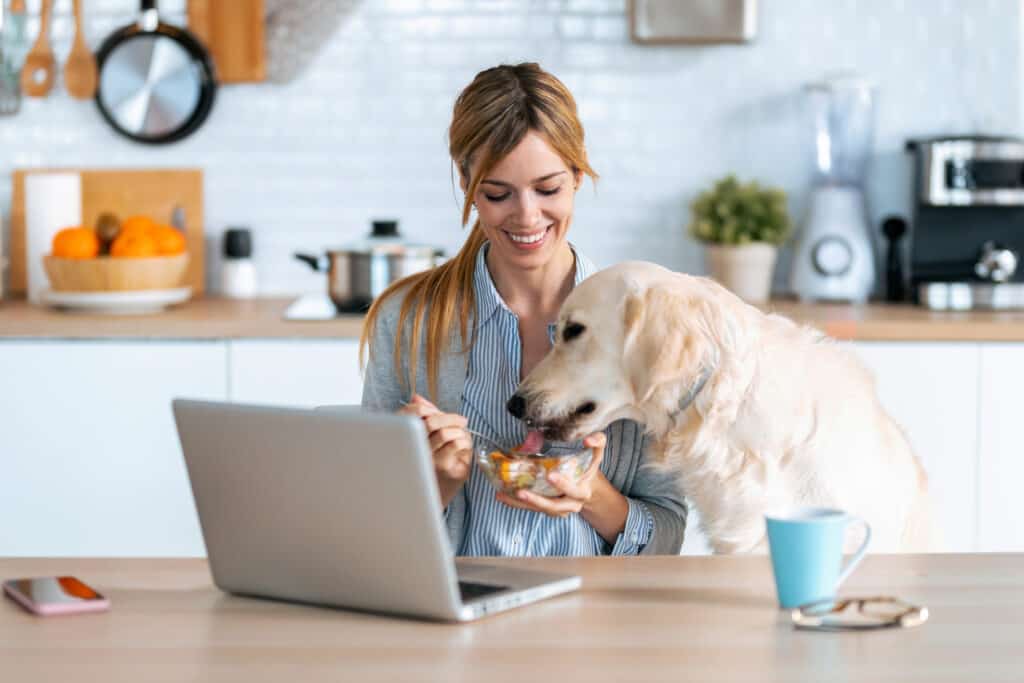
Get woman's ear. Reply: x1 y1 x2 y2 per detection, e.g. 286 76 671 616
457 158 472 195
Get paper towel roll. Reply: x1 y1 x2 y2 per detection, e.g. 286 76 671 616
25 173 83 303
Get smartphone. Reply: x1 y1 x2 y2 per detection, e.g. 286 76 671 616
3 576 110 616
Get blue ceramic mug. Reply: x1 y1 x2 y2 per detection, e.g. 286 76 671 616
765 507 872 609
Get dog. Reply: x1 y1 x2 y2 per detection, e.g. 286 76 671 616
508 261 936 554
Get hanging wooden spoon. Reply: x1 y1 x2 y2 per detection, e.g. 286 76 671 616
19 0 54 98
64 0 97 99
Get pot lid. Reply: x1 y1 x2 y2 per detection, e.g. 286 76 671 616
326 242 444 256
326 220 443 256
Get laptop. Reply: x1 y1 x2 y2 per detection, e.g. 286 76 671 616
171 399 581 622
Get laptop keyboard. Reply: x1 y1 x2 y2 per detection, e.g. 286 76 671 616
458 581 508 602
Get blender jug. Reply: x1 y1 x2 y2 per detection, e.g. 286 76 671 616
790 74 878 302
808 75 875 187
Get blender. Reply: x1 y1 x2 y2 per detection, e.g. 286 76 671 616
790 74 877 302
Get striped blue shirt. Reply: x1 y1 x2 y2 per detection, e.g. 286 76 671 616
456 243 654 556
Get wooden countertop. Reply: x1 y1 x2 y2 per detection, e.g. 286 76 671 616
0 297 365 339
763 300 1024 342
3 296 1024 341
2 554 1021 682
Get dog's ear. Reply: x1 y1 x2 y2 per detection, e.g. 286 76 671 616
623 290 645 353
623 287 708 403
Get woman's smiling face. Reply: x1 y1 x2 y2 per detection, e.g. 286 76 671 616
465 131 580 270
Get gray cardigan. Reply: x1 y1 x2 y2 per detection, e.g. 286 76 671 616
361 285 688 556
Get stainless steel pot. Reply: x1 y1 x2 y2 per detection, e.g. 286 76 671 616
295 221 444 313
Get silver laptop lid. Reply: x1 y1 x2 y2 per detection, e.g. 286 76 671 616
172 399 464 620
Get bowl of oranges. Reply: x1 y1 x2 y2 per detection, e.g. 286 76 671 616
43 213 189 292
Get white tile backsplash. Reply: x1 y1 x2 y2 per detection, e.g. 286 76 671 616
1 0 1020 296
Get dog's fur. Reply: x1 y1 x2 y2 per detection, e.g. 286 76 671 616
512 261 937 553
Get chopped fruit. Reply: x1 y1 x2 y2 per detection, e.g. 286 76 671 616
479 447 589 498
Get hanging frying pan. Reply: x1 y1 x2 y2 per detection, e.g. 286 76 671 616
94 0 217 145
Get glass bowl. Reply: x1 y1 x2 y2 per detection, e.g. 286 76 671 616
474 436 593 498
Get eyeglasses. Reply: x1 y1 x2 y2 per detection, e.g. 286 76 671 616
791 596 929 631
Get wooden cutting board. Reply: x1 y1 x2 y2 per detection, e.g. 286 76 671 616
9 169 205 296
188 0 266 83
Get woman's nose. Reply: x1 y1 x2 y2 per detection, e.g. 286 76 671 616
515 192 541 226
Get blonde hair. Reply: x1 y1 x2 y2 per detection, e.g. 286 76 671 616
359 62 598 400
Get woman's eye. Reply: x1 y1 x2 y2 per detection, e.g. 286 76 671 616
537 186 561 196
484 193 510 202
562 322 586 342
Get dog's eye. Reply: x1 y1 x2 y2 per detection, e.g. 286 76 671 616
562 322 586 342
575 402 596 416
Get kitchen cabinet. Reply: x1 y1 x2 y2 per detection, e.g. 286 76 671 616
0 335 1010 557
227 340 363 408
849 342 979 552
0 341 227 557
977 345 1024 552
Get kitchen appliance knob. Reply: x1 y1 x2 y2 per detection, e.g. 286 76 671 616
974 241 1018 283
371 220 400 238
812 235 854 276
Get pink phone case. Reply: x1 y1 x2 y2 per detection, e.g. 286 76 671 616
3 579 111 616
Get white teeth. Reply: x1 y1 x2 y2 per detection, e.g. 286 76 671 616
509 230 545 244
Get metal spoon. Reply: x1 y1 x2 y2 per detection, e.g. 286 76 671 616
398 399 514 449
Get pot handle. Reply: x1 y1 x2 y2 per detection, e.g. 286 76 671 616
294 253 326 272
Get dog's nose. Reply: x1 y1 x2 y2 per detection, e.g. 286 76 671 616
507 394 526 419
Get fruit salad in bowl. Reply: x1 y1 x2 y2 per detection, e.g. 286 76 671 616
474 431 593 498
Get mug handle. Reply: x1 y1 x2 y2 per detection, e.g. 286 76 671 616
835 516 872 589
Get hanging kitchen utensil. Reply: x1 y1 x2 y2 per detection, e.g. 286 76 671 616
94 0 217 145
0 0 21 115
64 0 97 100
19 0 54 98
188 0 266 83
4 0 29 69
264 0 360 84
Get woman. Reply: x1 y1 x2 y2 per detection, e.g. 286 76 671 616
360 63 687 556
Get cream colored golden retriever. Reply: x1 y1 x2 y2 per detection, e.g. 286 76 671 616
510 262 936 554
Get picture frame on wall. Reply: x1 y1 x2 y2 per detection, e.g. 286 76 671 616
629 0 758 45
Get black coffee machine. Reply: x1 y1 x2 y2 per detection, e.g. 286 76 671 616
903 135 1024 310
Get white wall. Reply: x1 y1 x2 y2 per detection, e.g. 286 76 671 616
2 0 1019 295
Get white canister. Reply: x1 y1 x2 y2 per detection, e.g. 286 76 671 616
25 173 83 303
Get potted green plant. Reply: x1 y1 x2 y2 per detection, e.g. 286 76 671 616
688 174 792 302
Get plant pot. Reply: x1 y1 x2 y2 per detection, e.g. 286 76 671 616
705 243 778 302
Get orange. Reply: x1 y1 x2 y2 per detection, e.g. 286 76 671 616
151 224 187 255
110 230 159 258
120 215 157 236
52 226 100 259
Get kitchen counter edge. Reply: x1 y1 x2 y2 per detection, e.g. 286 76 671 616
3 297 1024 342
